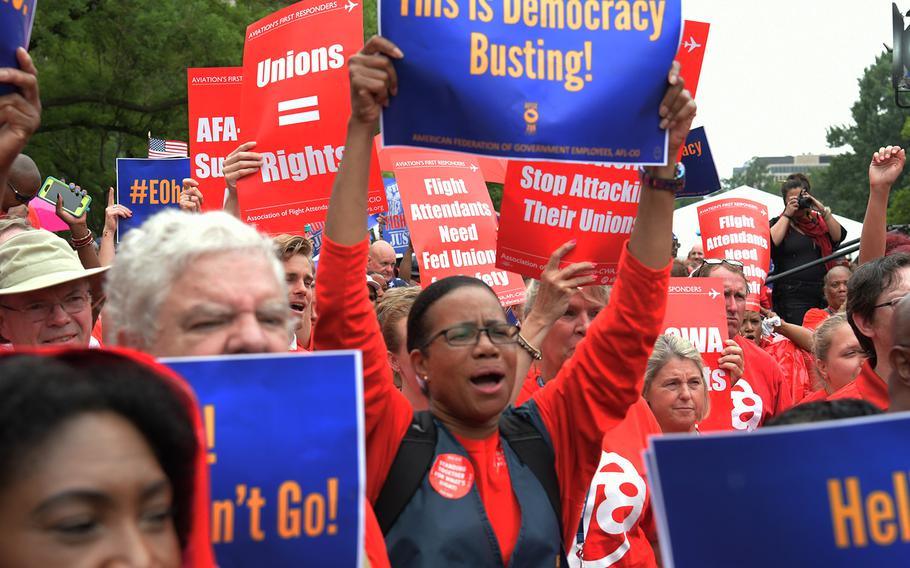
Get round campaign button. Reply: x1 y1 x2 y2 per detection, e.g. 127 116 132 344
429 453 475 500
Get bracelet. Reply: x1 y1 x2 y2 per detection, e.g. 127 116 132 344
516 332 542 360
823 206 832 218
70 229 94 250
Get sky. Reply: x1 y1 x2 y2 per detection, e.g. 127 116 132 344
681 0 894 179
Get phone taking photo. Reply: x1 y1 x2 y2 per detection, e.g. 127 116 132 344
37 177 92 218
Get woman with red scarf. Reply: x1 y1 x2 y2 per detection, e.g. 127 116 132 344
769 173 846 326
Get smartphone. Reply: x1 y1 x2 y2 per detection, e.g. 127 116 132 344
37 177 92 218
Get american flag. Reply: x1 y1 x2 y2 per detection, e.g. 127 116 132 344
148 137 188 159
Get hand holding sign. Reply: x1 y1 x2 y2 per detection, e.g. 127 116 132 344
0 48 39 173
348 36 403 127
660 61 697 162
717 339 744 384
179 177 203 213
223 141 263 192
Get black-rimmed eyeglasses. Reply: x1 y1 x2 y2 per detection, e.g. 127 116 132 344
422 323 519 349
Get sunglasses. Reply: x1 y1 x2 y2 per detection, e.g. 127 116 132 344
7 181 33 204
689 258 744 277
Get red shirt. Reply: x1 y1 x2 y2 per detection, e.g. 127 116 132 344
573 398 662 568
799 386 829 405
314 236 670 564
734 335 794 429
515 365 543 407
827 360 889 410
801 307 832 331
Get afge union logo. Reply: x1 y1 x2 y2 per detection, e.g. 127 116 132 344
570 452 646 568
524 102 539 135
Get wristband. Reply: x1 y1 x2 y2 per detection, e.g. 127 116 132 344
639 162 686 194
516 332 542 360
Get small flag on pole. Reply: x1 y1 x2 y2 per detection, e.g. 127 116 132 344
148 136 188 159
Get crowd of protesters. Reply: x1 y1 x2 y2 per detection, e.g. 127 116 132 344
1 26 910 567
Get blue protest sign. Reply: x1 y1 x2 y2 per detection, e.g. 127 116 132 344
678 126 720 198
164 351 365 567
380 0 680 164
378 177 410 255
647 413 910 567
115 158 190 239
0 0 36 95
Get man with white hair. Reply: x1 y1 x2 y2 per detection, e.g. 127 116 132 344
104 209 293 356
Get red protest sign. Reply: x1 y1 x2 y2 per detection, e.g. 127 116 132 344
697 198 771 309
187 67 242 212
237 0 385 235
675 21 710 99
662 277 734 432
375 136 509 184
496 162 640 285
394 152 525 306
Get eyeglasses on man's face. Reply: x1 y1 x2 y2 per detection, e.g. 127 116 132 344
0 291 91 322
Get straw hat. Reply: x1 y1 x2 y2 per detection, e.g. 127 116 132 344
0 230 108 295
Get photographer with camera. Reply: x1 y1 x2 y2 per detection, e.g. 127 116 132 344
769 173 846 326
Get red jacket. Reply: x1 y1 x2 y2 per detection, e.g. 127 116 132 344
314 236 670 562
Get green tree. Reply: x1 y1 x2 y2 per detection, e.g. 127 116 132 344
817 51 910 222
721 157 776 195
25 0 284 234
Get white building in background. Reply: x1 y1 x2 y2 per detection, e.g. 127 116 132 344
733 154 834 183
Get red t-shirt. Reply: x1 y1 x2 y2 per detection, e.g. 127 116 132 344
801 308 832 331
572 398 662 568
515 365 543 407
827 360 889 410
734 335 794 429
314 236 670 565
799 386 829 405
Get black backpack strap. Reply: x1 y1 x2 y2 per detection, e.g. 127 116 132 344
500 411 568 563
374 410 437 535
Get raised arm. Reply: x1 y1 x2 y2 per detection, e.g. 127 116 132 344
511 240 594 403
0 49 40 195
770 196 799 247
221 141 263 218
315 36 410 500
859 146 905 264
533 62 696 547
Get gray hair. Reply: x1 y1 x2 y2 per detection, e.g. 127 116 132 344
643 333 710 421
104 209 289 349
523 280 611 319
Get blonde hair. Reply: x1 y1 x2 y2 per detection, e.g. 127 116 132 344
812 314 851 389
376 287 421 353
643 333 710 421
273 234 313 262
523 280 611 318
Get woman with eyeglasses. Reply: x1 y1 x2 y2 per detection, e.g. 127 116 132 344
313 36 695 567
768 173 847 327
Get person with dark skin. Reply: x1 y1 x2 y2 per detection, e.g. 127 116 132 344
314 35 695 566
0 49 41 215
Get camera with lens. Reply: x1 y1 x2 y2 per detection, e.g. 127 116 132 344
797 194 812 209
